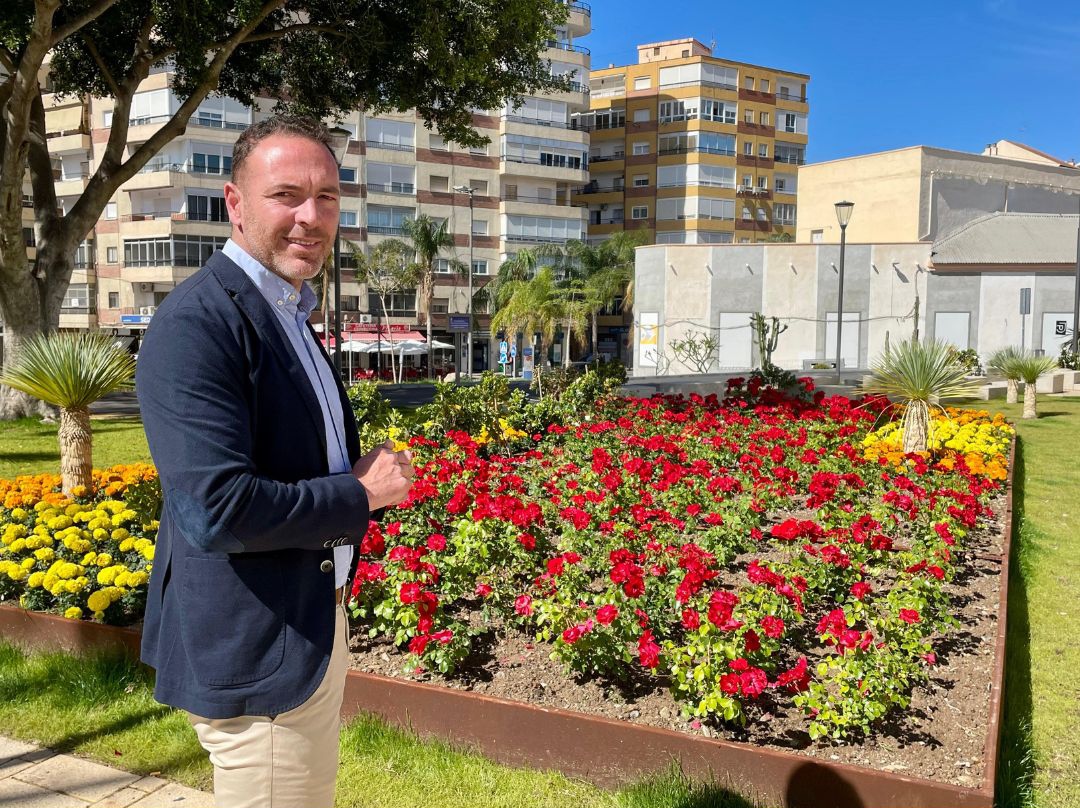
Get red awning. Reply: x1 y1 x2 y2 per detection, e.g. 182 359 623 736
319 331 426 347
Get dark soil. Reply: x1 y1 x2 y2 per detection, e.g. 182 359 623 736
347 492 1008 789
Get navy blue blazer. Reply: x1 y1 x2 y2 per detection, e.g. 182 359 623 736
136 251 369 719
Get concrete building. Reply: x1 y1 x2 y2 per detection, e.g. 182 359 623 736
25 1 592 374
795 144 1080 245
574 38 810 246
632 210 1080 377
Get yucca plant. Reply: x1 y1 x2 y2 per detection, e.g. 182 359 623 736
0 332 136 494
862 339 979 453
1013 354 1058 419
987 346 1026 404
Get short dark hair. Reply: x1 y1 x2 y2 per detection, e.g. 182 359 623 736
231 115 336 181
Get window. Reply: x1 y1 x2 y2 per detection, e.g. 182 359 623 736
187 194 228 222
368 291 416 317
434 258 453 274
760 79 770 93
506 97 568 126
129 89 170 124
742 206 752 220
757 207 768 222
744 141 754 155
339 166 357 183
105 202 117 220
367 205 414 235
340 210 359 228
701 99 736 124
658 64 701 87
744 76 755 89
696 197 735 220
759 111 769 126
774 174 796 194
472 259 489 276
758 143 769 158
340 295 360 311
744 108 753 123
681 49 690 57
774 203 796 225
657 198 687 220
430 175 449 192
780 112 807 134
658 99 698 123
811 229 824 243
775 142 806 165
22 227 35 247
633 174 649 187
366 118 415 150
63 284 92 310
103 109 113 127
742 174 753 188
429 135 447 151
191 151 232 175
502 133 586 168
505 215 583 242
74 239 94 268
634 76 651 90
757 175 768 189
107 246 117 263
367 162 415 194
632 142 649 155
470 179 489 194
632 206 648 220
471 219 489 236
632 108 650 123
469 142 488 156
108 292 119 308
701 64 738 89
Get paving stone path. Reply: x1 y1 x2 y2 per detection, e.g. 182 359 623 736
0 735 212 808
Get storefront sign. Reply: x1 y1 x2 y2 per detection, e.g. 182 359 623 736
521 345 534 380
449 315 471 332
638 312 659 368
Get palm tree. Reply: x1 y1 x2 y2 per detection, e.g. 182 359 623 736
490 266 570 395
862 339 979 453
1013 354 1058 419
402 215 456 378
0 332 135 494
987 346 1026 404
567 231 648 360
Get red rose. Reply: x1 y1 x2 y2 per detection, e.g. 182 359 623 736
681 609 701 630
474 582 493 598
850 581 872 600
740 667 768 698
637 630 661 669
408 635 430 655
719 673 741 695
399 582 421 604
431 629 454 645
743 630 761 653
426 533 447 552
514 594 533 616
899 609 921 624
760 616 785 639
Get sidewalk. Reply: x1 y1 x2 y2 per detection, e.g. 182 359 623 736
0 735 212 808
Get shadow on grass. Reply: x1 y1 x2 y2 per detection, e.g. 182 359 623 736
996 435 1036 808
614 765 761 808
0 451 57 464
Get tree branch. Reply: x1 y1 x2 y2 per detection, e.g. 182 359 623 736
0 46 15 74
237 22 344 46
50 0 119 45
80 34 121 99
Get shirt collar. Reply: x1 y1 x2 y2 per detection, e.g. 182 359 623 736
224 239 317 319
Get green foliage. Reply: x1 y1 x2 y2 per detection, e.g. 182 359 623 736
1013 354 1057 385
864 339 979 403
123 476 163 525
988 346 1027 380
1058 343 1080 371
947 347 983 375
0 332 135 410
750 313 788 372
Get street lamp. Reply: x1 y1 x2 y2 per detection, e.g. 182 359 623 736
834 200 854 385
453 184 475 380
327 126 352 375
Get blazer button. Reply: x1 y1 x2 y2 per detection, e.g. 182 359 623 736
320 560 334 574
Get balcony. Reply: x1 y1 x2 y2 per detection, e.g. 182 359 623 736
188 115 249 131
737 154 775 169
589 153 625 164
368 225 407 236
658 146 736 157
544 39 590 55
365 140 414 153
574 183 624 196
737 187 773 201
735 219 771 232
565 0 590 14
500 192 576 206
774 154 806 166
503 114 569 129
776 90 809 103
367 183 416 196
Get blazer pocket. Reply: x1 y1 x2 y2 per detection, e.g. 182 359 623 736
181 556 286 687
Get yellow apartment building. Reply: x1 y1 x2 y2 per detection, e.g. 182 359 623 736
573 38 809 245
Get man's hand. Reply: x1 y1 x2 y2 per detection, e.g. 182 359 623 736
352 440 414 511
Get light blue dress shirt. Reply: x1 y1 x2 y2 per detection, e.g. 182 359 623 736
223 240 354 588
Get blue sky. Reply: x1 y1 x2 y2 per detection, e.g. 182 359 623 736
583 0 1080 164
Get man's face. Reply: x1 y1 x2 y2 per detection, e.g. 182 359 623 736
224 134 340 289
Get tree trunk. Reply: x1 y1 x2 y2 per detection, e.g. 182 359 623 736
0 245 66 420
902 400 929 454
1022 384 1038 419
563 317 572 368
1006 379 1018 404
58 406 93 495
591 312 598 362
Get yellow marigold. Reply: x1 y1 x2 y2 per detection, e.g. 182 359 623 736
126 570 149 587
118 538 135 553
27 572 45 589
10 507 28 521
20 558 35 571
95 553 112 567
64 606 83 620
70 485 89 498
111 527 130 541
86 590 112 613
34 547 55 562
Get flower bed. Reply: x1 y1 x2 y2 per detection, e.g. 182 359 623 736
347 387 1010 752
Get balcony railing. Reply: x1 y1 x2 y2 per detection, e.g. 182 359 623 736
658 145 736 157
502 114 569 129
189 115 250 131
500 193 573 205
504 233 579 243
366 140 414 152
502 154 586 170
776 91 809 103
368 225 406 236
774 154 806 166
591 216 624 226
128 114 172 127
569 118 624 132
565 0 591 15
588 153 624 163
658 79 738 92
574 184 623 195
545 39 590 55
136 160 231 176
367 183 415 195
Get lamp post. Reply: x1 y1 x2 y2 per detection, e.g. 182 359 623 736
834 200 854 385
327 126 353 375
453 184 475 380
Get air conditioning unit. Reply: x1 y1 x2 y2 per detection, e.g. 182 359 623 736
357 313 374 324
139 306 157 316
138 283 153 292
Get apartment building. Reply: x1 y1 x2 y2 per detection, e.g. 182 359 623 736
28 0 592 372
573 38 809 246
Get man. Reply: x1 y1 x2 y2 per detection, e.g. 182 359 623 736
136 115 413 807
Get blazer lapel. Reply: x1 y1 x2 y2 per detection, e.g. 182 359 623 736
208 253 329 461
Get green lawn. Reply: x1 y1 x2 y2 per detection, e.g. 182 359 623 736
0 400 1077 807
0 416 150 480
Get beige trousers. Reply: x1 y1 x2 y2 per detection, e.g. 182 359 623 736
188 605 349 808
